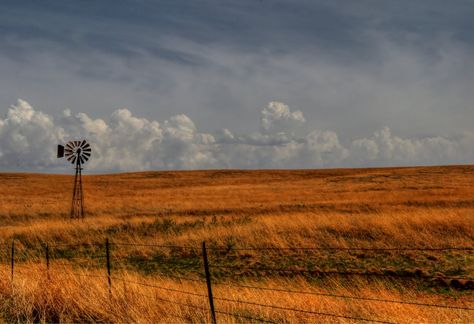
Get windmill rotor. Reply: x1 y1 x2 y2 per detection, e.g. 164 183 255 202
63 140 91 166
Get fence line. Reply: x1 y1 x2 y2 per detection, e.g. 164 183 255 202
2 238 473 323
115 270 206 283
129 290 209 312
113 242 196 249
214 282 474 311
213 296 396 324
70 272 111 280
111 276 207 297
209 264 474 281
208 246 474 252
116 286 273 323
213 309 276 323
48 242 103 248
110 241 474 252
155 273 206 283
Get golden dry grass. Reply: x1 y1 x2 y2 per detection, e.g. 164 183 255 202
0 165 473 323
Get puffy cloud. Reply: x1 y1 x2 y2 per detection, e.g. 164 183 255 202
0 100 63 169
104 109 162 170
302 130 349 166
154 114 217 169
350 127 474 166
0 99 472 171
261 101 305 134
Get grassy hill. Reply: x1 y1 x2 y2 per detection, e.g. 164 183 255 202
0 166 473 322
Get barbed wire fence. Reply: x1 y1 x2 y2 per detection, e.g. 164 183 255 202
1 240 473 323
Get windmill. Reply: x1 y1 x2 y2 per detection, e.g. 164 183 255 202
57 140 91 219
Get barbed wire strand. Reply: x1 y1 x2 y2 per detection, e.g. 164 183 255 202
214 282 474 311
150 273 206 283
112 242 196 249
110 242 474 252
210 247 474 252
109 256 202 265
110 276 207 298
105 257 203 274
214 309 276 323
100 256 205 283
48 253 106 261
214 296 396 324
70 272 109 280
129 289 209 312
48 242 103 248
129 286 277 323
210 265 474 281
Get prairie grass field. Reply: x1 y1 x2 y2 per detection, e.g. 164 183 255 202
0 165 473 323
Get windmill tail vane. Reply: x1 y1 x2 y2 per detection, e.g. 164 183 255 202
57 140 91 220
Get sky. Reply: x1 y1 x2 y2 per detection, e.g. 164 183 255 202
0 0 473 172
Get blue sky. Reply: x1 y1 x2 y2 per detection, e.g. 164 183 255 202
0 0 473 171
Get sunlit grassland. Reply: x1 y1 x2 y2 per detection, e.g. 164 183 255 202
0 165 473 322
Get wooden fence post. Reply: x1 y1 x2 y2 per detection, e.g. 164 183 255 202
202 241 217 324
106 238 112 295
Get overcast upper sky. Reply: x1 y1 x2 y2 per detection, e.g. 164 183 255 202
0 0 473 172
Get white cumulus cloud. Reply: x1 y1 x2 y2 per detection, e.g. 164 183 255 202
0 100 63 169
261 101 305 134
0 99 472 171
350 127 474 166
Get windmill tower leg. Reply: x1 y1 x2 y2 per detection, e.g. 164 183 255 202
79 164 84 220
71 163 78 218
71 161 84 219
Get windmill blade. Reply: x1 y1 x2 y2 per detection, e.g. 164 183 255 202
66 142 74 150
79 155 85 165
69 154 78 163
80 141 91 164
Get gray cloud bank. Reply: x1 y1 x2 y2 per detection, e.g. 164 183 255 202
1 1 474 142
0 99 472 172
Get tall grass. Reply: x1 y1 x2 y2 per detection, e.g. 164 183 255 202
0 165 473 322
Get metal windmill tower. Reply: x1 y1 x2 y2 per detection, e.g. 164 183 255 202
57 140 92 219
